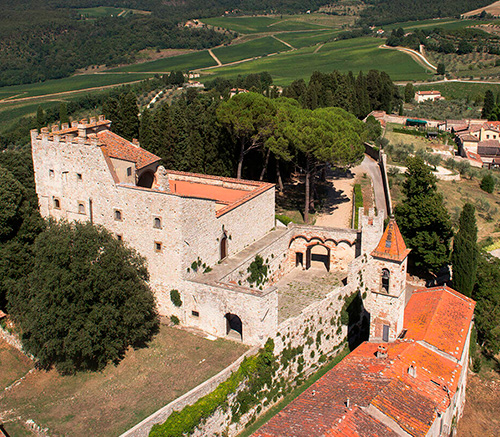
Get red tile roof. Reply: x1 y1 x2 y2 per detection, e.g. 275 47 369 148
252 287 475 437
371 218 410 262
404 286 475 359
96 130 160 170
466 150 483 165
416 91 441 96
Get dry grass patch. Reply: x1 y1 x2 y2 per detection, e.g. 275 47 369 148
0 339 33 390
0 324 248 437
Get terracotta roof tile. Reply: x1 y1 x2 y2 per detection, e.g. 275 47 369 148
371 219 410 262
404 286 475 359
96 130 160 170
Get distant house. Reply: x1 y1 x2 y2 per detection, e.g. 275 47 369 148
184 20 202 28
376 29 385 36
229 88 249 98
414 90 443 103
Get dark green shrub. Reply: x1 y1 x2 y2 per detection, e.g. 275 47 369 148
170 315 180 325
170 289 182 307
247 255 268 286
480 174 495 193
275 214 293 226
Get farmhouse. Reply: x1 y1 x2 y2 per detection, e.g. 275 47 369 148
455 120 500 167
414 90 443 103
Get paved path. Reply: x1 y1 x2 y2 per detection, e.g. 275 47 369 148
362 156 387 219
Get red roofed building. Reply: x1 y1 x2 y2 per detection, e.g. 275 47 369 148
253 286 475 437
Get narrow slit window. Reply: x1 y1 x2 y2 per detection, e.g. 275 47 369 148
155 241 162 252
153 217 162 229
53 198 60 209
127 167 132 177
114 210 122 221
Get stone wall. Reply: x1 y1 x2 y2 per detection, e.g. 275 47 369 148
379 153 393 215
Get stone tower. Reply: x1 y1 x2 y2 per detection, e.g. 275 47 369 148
365 218 410 342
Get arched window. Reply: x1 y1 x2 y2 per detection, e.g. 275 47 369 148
78 203 85 214
381 269 390 293
114 210 122 221
53 198 60 209
153 217 161 229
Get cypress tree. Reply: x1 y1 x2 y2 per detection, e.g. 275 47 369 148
451 203 478 297
139 108 154 151
482 90 495 120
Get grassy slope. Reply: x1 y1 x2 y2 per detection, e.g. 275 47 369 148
278 30 338 49
416 82 500 100
111 51 217 72
202 16 283 33
204 37 430 84
213 36 290 64
1 325 248 437
0 73 154 100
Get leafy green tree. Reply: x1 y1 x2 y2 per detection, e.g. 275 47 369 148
482 90 495 120
480 173 495 193
8 221 159 374
404 83 415 103
394 156 453 272
474 253 500 354
451 203 478 297
437 63 446 75
365 115 382 141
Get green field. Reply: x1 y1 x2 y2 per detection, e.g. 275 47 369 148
384 18 485 31
112 51 217 73
0 73 154 100
76 6 128 17
213 37 290 64
203 15 331 34
415 81 500 100
204 37 431 85
278 30 338 49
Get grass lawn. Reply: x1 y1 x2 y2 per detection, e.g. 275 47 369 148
203 16 282 34
384 18 484 31
204 37 431 85
213 36 290 64
415 81 500 100
0 73 154 100
0 339 33 391
111 50 217 73
278 30 338 49
76 6 126 17
0 324 248 437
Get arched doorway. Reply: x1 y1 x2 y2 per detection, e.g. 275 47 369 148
137 170 155 188
220 235 228 260
225 313 242 340
306 244 330 271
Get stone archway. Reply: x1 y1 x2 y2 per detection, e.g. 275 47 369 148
137 170 155 188
306 244 330 271
225 313 242 341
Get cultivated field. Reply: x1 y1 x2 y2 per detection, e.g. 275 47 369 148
415 81 500 100
278 30 338 49
212 36 290 64
0 325 248 437
463 1 500 18
112 50 217 73
203 37 430 84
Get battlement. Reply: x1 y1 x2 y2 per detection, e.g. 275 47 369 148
30 115 112 143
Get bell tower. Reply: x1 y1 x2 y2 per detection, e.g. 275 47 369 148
365 218 410 342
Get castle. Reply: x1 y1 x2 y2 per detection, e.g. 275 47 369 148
31 117 475 436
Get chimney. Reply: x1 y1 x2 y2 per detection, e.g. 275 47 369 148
376 345 387 359
132 138 139 147
408 363 417 378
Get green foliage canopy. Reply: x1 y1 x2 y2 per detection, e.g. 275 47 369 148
8 220 159 374
394 156 453 273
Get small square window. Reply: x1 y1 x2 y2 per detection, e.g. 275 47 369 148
53 198 60 209
116 234 123 241
114 210 122 221
49 169 54 177
127 167 132 177
153 217 162 229
76 173 82 181
155 241 162 252
191 310 199 317
78 203 85 214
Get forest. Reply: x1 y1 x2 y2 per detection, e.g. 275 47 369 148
0 0 332 87
358 0 492 25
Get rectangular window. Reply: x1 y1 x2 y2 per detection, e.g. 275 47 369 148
155 241 162 252
382 324 390 342
191 310 199 317
114 209 122 221
127 167 132 177
49 169 54 177
116 234 123 241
